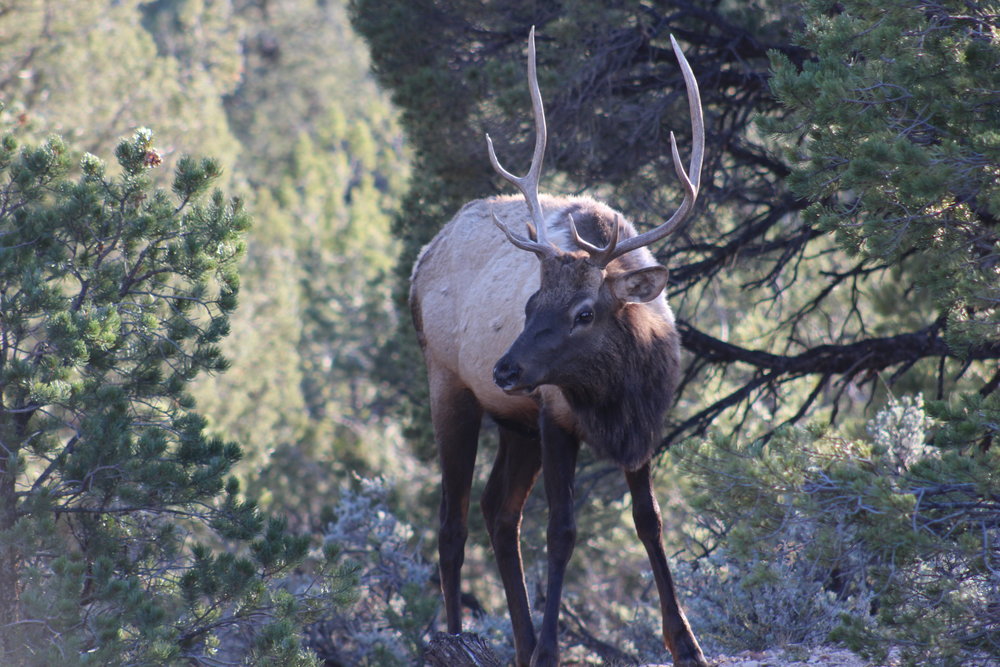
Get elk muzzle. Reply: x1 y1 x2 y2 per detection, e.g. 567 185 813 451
493 356 534 395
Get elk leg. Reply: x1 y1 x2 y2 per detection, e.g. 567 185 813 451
431 375 483 634
625 463 708 667
481 425 542 667
533 414 580 667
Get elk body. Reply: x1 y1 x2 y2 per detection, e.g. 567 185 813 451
410 29 708 667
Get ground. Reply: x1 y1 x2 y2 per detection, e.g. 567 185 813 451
709 646 891 667
558 645 894 667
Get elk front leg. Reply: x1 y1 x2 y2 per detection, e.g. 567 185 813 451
431 377 483 634
625 463 708 667
480 424 542 667
533 413 580 667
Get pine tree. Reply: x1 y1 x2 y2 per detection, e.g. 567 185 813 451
761 2 1000 660
0 126 320 665
660 3 1000 663
768 0 1000 362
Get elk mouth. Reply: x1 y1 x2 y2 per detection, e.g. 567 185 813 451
499 383 536 396
493 357 538 395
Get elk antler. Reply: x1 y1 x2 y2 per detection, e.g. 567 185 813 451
569 35 704 268
566 211 621 267
487 27 558 260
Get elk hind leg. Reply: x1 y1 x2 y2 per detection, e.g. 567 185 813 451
626 463 708 667
430 370 483 634
480 423 541 667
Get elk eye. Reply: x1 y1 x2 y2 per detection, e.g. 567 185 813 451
575 309 594 325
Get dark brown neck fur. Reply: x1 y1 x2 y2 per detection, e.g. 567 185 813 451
561 305 679 471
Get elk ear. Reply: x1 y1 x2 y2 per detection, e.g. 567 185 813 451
608 266 669 303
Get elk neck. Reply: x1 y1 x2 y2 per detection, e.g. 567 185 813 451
556 301 680 471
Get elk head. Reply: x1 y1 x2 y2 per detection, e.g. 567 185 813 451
488 28 704 398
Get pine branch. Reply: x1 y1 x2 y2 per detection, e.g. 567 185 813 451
666 318 1000 445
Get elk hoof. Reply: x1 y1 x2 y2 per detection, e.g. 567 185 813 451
668 630 711 667
529 644 559 667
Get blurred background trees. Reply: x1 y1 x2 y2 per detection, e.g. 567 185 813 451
1 0 997 664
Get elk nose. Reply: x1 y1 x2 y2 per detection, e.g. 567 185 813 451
493 358 522 390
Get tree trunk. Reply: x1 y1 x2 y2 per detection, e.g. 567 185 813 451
0 413 23 654
423 632 503 667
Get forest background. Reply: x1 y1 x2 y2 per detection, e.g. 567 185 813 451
0 0 997 665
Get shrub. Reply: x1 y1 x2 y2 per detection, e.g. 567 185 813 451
673 396 1000 665
300 477 437 666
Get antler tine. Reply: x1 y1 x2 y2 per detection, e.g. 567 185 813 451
600 34 704 267
486 26 557 259
492 210 543 254
567 212 621 266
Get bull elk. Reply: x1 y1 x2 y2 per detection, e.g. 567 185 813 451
410 28 707 667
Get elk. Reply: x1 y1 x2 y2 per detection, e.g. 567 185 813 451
409 28 707 667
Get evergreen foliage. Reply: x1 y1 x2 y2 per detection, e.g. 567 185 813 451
2 0 998 663
0 0 243 179
730 3 1000 660
0 127 321 665
194 0 413 528
767 0 999 452
768 0 1000 360
0 1 417 662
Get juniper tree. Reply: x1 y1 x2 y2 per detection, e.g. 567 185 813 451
0 126 320 665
